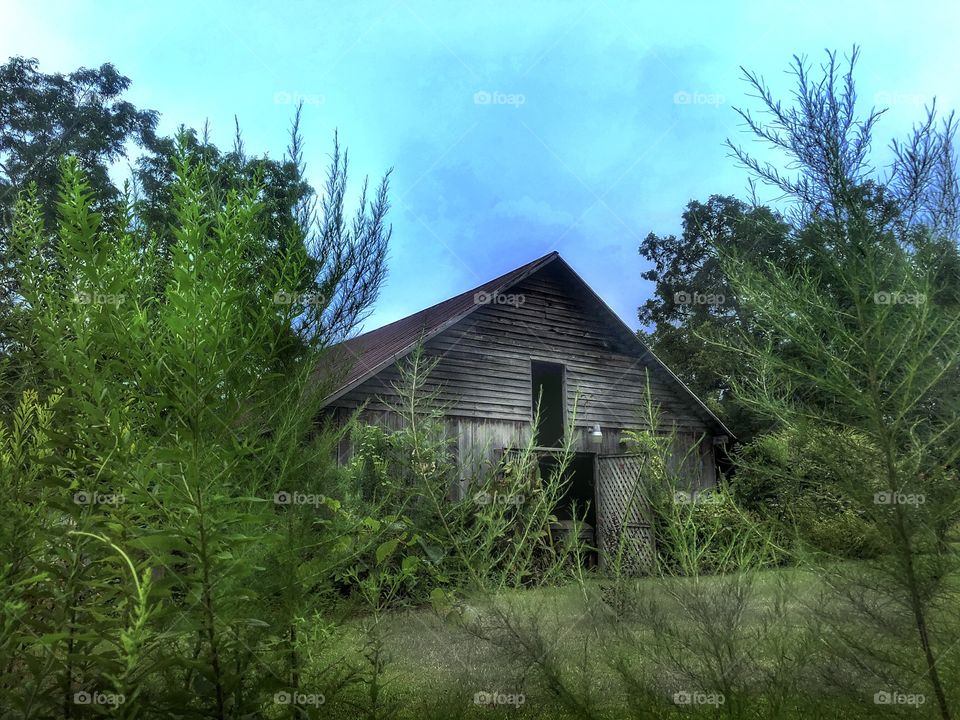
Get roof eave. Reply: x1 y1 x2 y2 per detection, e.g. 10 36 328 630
320 252 562 407
550 256 736 441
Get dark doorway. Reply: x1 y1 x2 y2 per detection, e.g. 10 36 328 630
531 360 565 447
539 452 597 564
539 453 597 526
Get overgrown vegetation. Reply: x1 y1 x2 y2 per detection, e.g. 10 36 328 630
2 44 960 720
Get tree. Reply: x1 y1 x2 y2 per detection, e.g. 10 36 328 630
0 55 392 410
0 56 159 407
1 151 381 718
721 47 960 720
638 196 791 438
132 111 391 348
0 56 158 228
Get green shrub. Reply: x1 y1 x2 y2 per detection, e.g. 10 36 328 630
805 506 885 558
733 426 886 559
649 485 781 575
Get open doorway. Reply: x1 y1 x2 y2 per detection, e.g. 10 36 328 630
539 452 597 563
531 360 565 447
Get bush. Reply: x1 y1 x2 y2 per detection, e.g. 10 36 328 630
805 506 885 558
649 485 781 575
0 151 384 718
733 426 886 559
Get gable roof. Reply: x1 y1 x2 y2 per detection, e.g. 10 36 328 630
323 252 734 439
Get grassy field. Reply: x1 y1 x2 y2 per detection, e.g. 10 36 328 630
305 566 944 719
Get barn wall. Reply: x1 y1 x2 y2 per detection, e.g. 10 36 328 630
325 262 723 491
328 407 718 499
330 263 716 435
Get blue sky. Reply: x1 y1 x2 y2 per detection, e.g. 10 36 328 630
3 0 958 332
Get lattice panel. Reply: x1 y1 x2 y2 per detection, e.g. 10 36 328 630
596 455 656 574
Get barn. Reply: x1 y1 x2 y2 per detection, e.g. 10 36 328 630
320 251 733 567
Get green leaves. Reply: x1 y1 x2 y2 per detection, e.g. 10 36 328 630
375 538 401 566
0 111 398 717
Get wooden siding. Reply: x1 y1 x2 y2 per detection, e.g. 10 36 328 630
330 262 715 435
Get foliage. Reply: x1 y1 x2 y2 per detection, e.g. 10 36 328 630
638 196 792 439
134 114 392 347
734 426 886 559
0 56 158 228
0 150 388 718
0 56 158 400
0 57 391 416
618 373 780 577
720 46 960 720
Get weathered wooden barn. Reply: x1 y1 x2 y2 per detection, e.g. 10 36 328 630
320 251 732 566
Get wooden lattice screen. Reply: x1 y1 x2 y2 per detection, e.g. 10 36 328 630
596 454 656 574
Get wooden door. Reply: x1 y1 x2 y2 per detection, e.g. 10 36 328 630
595 454 656 574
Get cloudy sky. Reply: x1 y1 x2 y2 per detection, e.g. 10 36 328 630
3 0 958 332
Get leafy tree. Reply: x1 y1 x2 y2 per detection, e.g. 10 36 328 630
721 47 960 720
0 56 158 227
638 196 791 438
0 57 392 411
0 56 158 387
640 51 960 443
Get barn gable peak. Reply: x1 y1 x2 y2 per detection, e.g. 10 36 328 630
321 252 732 438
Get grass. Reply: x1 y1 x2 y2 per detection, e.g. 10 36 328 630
308 566 895 719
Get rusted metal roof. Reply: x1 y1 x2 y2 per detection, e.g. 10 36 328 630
321 250 733 438
322 251 561 405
